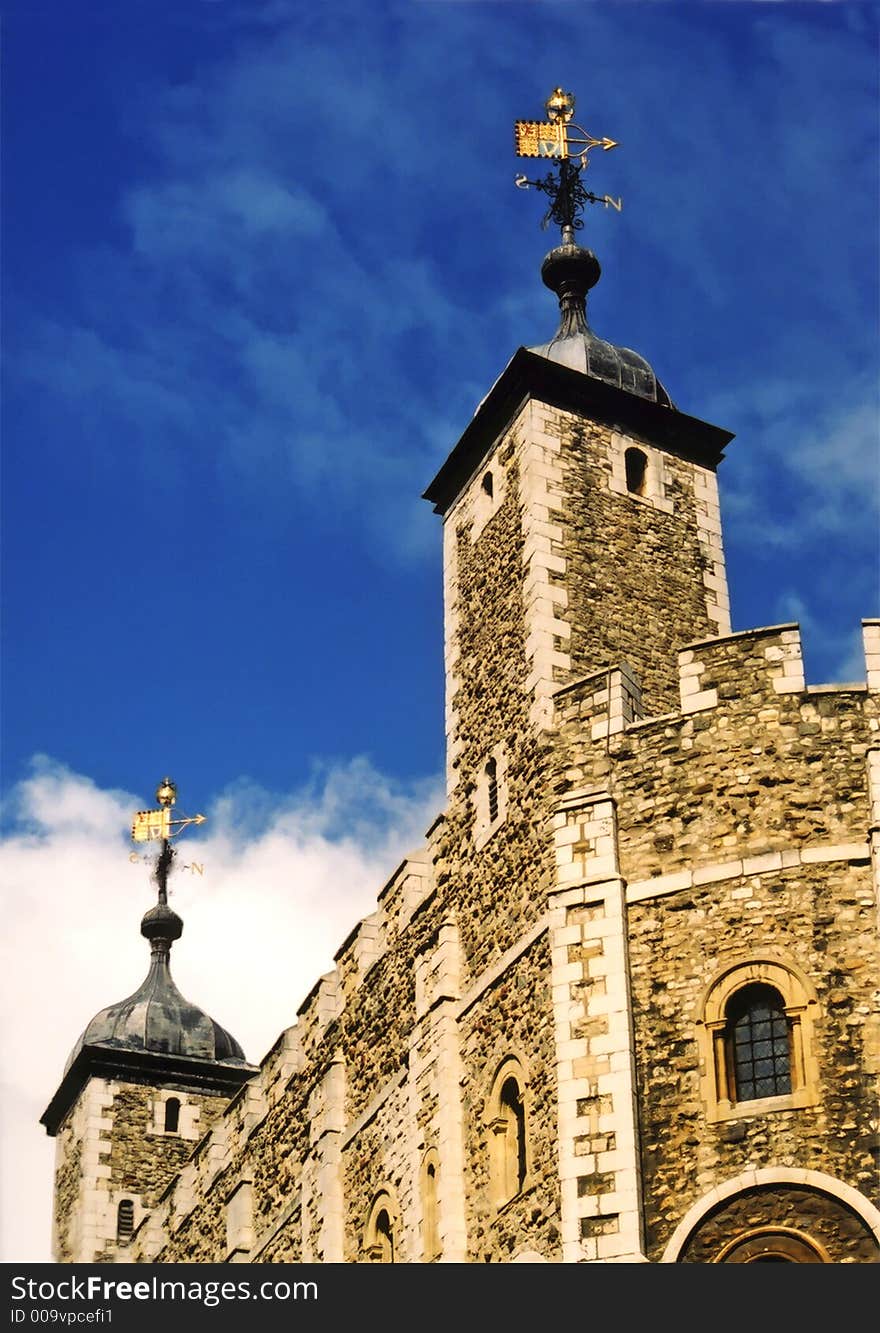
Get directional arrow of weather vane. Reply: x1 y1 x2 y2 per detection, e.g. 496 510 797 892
513 86 622 230
130 776 207 896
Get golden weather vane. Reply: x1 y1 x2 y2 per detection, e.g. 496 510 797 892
130 777 207 895
514 86 618 161
514 87 622 232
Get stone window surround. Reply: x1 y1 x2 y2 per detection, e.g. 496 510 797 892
420 1148 441 1262
149 1090 200 1139
473 742 508 850
485 1054 532 1212
608 430 673 514
695 953 820 1124
470 457 508 541
363 1187 401 1263
225 1179 254 1261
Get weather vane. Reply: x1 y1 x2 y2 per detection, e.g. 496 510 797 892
514 87 622 233
130 776 206 898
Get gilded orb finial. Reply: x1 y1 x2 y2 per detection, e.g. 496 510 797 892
545 87 575 124
156 777 178 807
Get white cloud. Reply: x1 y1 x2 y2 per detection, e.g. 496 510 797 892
0 757 443 1264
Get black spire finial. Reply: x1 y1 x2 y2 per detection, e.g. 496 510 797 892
524 159 593 235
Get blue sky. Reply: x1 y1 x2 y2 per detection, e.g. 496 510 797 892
1 0 878 1264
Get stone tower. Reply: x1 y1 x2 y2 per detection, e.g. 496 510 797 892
40 872 256 1263
42 100 880 1265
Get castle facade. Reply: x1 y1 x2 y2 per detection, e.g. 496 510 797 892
42 164 880 1265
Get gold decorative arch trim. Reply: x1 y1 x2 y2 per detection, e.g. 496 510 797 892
713 1225 831 1263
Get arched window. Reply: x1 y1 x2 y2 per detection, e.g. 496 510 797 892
364 1190 400 1263
375 1209 394 1262
500 1077 527 1195
116 1199 134 1245
164 1097 181 1133
625 447 648 496
482 471 494 498
474 746 506 847
725 984 791 1102
421 1151 441 1261
486 1056 529 1209
696 955 819 1122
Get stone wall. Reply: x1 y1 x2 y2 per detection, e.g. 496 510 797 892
628 860 878 1259
556 624 875 883
554 409 729 717
51 1122 82 1264
458 933 560 1262
49 1076 229 1262
81 393 880 1267
552 619 878 1261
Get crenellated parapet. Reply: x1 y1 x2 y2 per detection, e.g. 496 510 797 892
554 662 644 739
553 619 876 887
679 622 806 714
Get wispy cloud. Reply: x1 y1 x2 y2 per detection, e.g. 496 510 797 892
715 378 880 552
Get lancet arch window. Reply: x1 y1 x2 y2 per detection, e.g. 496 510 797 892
474 744 507 848
486 1056 530 1210
696 955 819 1123
420 1149 441 1262
471 453 507 538
364 1189 400 1263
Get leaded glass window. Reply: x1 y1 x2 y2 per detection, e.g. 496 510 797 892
726 983 791 1101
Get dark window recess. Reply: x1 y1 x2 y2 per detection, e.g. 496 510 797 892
726 984 792 1101
482 471 494 498
625 447 648 496
117 1200 134 1245
501 1076 527 1194
486 758 499 824
376 1209 394 1263
164 1098 181 1133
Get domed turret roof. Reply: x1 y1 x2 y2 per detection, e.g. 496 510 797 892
528 236 673 408
63 899 246 1075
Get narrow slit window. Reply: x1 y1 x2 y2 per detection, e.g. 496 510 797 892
116 1199 134 1245
482 471 494 498
625 447 648 496
422 1157 440 1261
486 758 498 824
164 1097 180 1133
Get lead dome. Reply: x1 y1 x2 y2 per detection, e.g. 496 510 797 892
528 237 673 407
